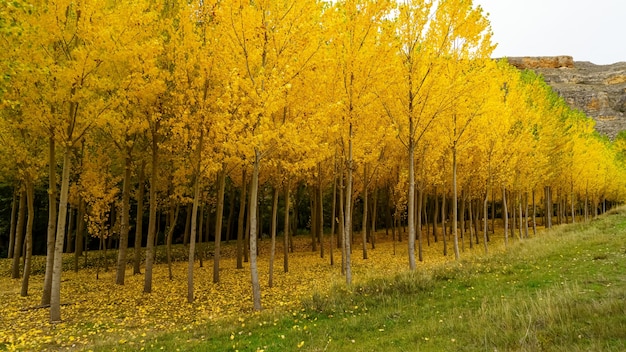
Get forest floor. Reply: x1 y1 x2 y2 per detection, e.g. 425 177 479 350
1 213 625 351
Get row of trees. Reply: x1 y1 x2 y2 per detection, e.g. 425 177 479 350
1 0 625 322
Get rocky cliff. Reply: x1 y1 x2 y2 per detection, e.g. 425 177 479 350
507 56 626 139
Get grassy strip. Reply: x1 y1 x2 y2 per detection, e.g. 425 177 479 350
95 209 626 351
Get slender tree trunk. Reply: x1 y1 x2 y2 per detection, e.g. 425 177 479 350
483 189 489 255
143 130 159 294
330 171 337 266
50 145 72 322
344 125 354 285
226 181 235 243
7 187 17 259
249 149 262 311
283 178 291 273
362 163 368 260
370 187 377 250
468 198 474 249
42 136 58 305
187 142 202 304
133 161 145 275
460 189 466 252
20 181 35 296
237 168 247 269
244 178 252 262
213 167 226 283
11 189 25 279
417 187 423 262
269 185 279 287
408 142 416 269
166 204 180 280
452 147 460 260
524 192 529 239
338 172 345 252
532 189 537 236
442 186 447 256
74 199 85 272
183 204 192 246
115 151 132 285
432 188 438 243
502 186 508 248
65 207 74 254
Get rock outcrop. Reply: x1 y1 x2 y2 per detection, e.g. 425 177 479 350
506 57 626 139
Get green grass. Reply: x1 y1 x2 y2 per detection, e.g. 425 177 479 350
94 209 626 351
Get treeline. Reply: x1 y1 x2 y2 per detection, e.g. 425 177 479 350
1 0 625 321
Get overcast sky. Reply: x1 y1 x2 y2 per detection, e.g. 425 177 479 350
472 0 626 65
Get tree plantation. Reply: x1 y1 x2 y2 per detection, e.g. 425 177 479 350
2 0 626 340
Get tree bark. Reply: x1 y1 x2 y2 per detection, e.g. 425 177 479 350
115 150 132 285
133 161 145 275
187 131 203 303
20 181 35 296
269 185 279 287
318 163 324 259
361 163 368 260
7 187 17 259
452 147 460 260
249 149 262 311
74 198 85 272
42 136 57 305
50 146 72 322
344 125 354 285
283 178 291 273
143 128 159 294
502 186 508 248
237 168 247 269
11 189 25 279
213 167 226 283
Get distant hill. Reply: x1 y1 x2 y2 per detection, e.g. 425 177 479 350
506 56 626 139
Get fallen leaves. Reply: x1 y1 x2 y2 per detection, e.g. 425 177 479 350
0 234 506 350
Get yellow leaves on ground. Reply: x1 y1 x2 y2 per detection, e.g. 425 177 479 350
0 233 508 351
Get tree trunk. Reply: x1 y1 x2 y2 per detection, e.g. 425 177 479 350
249 149 262 311
452 147 460 260
330 171 337 266
7 187 17 259
20 181 35 296
432 188 438 243
502 186 508 248
50 145 72 322
361 163 368 260
74 198 85 272
244 178 252 262
344 125 353 285
143 130 159 294
166 204 180 280
237 168 247 269
268 185 279 287
532 189 537 236
417 187 423 262
370 186 377 250
226 181 235 243
11 189 25 279
483 189 489 255
133 161 145 275
42 136 58 305
283 178 291 273
115 151 132 285
183 204 192 246
408 141 416 269
187 135 203 303
468 198 474 249
318 163 324 259
213 167 226 283
442 186 447 256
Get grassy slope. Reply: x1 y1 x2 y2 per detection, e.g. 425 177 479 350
96 208 626 352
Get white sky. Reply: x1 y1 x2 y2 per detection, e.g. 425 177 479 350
472 0 626 65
